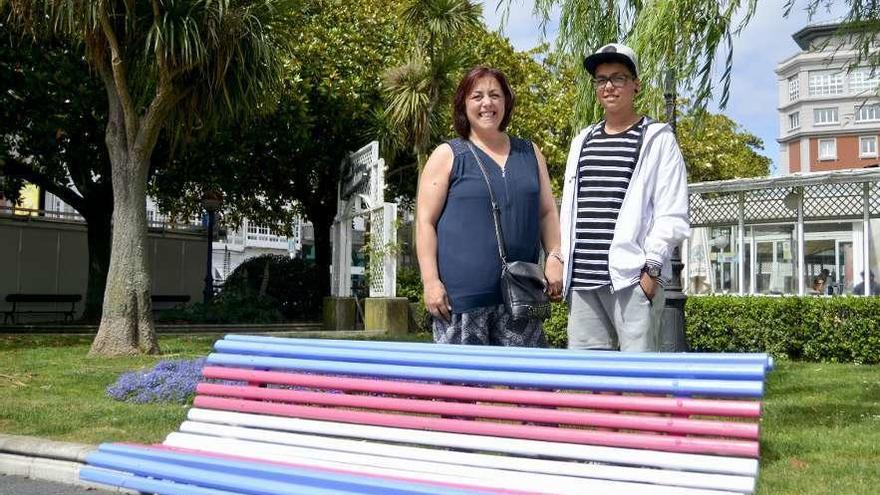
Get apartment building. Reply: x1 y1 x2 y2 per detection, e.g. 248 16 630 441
777 22 880 174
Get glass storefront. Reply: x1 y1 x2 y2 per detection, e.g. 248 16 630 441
751 225 797 295
687 173 880 297
687 221 877 296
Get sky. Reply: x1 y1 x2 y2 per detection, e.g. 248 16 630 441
480 0 844 175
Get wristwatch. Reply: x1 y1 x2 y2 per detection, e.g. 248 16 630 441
641 264 661 278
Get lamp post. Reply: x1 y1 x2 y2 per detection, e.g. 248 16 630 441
202 191 223 305
660 68 688 352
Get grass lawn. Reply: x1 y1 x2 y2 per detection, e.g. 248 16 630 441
1 334 879 494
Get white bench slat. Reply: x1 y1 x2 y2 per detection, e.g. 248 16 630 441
186 408 759 477
165 431 745 495
174 422 755 493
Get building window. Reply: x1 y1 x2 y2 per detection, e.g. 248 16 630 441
818 138 837 160
855 103 880 122
860 136 878 158
788 76 800 101
808 70 844 96
789 112 800 130
850 67 880 93
813 107 839 125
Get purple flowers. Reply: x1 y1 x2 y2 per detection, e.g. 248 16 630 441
107 358 206 404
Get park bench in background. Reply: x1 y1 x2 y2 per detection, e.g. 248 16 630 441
81 335 774 495
2 293 81 324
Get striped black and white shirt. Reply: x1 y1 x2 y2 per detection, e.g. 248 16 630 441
571 118 645 291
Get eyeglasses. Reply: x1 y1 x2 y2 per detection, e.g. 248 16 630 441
591 75 633 89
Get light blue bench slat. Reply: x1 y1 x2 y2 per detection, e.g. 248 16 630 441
213 340 767 380
225 334 774 370
86 444 494 495
206 352 765 397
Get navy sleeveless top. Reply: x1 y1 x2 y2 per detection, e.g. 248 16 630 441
437 136 542 313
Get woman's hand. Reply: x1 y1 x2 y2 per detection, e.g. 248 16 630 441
424 280 452 323
545 257 563 301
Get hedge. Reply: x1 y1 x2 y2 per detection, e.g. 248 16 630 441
542 295 880 364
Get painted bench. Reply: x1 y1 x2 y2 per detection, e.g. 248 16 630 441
81 334 774 495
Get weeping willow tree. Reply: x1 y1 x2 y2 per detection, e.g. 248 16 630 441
2 0 297 355
515 0 879 126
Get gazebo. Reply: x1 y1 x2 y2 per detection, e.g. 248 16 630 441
686 168 880 296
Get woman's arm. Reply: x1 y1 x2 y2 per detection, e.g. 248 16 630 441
533 142 563 301
416 144 454 321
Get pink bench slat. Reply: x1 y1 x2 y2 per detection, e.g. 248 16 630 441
201 366 762 418
197 383 758 439
193 395 760 458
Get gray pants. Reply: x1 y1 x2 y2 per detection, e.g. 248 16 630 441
567 284 665 352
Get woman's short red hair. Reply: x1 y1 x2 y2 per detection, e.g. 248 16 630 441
452 67 515 139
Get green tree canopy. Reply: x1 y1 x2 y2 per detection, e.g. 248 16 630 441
150 0 409 299
3 0 300 355
678 108 772 183
0 24 114 322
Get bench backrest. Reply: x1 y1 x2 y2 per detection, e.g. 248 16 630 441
151 295 191 304
83 335 774 495
6 293 82 303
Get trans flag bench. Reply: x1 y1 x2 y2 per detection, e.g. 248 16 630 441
81 334 774 495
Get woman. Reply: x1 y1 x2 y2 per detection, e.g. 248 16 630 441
416 66 562 346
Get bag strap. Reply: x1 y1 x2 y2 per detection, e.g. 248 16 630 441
466 140 508 265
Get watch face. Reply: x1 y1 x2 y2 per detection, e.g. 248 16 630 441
645 265 661 277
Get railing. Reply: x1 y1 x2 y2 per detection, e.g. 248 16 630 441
0 206 203 233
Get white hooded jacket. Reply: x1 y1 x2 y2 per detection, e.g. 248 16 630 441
560 120 690 296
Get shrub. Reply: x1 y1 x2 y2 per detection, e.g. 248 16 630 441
686 295 880 364
107 358 206 403
221 255 323 321
154 294 283 324
539 295 880 363
543 301 569 349
396 266 423 303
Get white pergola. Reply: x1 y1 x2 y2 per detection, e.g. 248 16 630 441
687 168 880 296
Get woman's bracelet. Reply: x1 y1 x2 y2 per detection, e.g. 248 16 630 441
548 250 564 264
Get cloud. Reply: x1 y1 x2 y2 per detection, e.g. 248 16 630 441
481 1 559 50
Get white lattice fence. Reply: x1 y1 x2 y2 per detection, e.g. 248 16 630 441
331 141 398 298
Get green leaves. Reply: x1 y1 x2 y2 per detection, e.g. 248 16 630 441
381 0 482 167
686 295 880 364
678 106 772 182
525 0 758 124
400 0 483 42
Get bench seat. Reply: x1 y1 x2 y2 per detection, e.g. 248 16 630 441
82 335 774 495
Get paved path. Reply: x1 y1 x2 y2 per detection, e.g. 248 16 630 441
0 475 112 494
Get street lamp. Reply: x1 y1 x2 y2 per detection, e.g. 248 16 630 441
201 191 223 305
660 68 688 352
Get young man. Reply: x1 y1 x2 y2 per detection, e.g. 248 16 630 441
559 43 690 352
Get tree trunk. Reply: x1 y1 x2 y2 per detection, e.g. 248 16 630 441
79 207 112 323
311 211 333 300
90 150 158 356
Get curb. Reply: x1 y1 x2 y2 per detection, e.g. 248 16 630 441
0 435 131 493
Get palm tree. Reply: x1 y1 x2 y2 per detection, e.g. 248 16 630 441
382 0 483 171
2 0 296 355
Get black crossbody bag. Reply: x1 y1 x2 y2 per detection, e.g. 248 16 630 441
467 141 551 321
